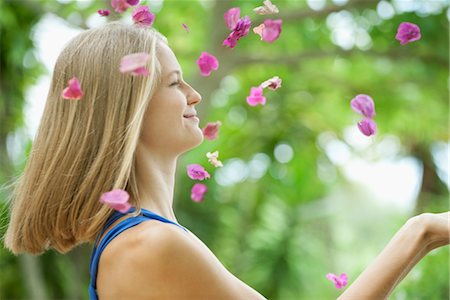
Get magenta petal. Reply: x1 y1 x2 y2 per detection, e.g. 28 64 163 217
126 0 140 5
253 0 279 15
350 94 376 118
253 23 265 39
98 9 110 16
197 52 219 76
224 7 240 30
246 86 266 106
120 52 150 75
223 34 238 48
132 6 155 27
233 16 251 38
223 16 251 49
182 23 190 33
261 19 282 42
99 189 132 213
326 273 348 289
131 66 149 76
260 76 282 90
62 77 83 100
202 121 221 140
111 0 131 13
395 22 421 45
357 118 377 136
187 164 211 181
191 183 207 202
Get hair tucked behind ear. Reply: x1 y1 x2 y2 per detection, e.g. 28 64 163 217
3 22 167 255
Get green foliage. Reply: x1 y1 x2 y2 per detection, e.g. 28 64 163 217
1 0 448 299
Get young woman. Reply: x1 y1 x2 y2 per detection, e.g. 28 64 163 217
3 22 449 300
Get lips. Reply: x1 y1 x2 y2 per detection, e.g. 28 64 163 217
183 114 197 118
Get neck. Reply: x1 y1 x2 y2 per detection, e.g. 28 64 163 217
134 143 179 223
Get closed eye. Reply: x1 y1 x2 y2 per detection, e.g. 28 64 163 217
170 80 181 87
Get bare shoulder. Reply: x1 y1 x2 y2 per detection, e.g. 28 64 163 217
97 220 266 300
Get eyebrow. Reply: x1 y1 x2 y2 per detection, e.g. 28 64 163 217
167 70 183 78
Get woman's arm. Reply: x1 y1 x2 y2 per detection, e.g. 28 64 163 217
338 212 450 300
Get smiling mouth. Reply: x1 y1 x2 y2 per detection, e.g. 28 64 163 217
184 115 200 121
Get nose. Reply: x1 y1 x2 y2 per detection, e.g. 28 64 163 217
187 84 202 105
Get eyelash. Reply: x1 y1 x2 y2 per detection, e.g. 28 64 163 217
170 80 181 87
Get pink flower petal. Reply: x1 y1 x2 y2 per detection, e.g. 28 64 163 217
326 273 348 289
187 164 211 181
202 121 222 140
223 34 238 48
253 23 265 39
261 19 282 43
191 183 208 202
127 0 140 5
395 22 421 45
98 9 110 16
357 118 377 136
99 189 132 213
132 5 155 27
350 94 376 118
197 52 219 76
182 23 190 33
62 77 83 100
246 86 266 106
224 7 240 30
206 151 223 168
253 0 279 15
120 52 150 76
260 76 282 90
223 16 252 49
111 0 131 13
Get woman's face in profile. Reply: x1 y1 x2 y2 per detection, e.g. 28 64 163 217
139 43 204 157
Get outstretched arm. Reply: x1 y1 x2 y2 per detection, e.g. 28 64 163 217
338 212 450 300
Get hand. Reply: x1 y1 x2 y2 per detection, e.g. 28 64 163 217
413 211 450 252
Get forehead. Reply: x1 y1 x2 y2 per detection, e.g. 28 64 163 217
157 43 181 75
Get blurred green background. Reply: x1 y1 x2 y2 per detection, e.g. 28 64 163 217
0 0 449 299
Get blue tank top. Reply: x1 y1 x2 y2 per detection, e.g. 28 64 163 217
88 207 188 300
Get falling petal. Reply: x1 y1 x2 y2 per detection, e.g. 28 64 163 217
326 273 348 289
206 151 223 168
260 76 282 90
261 19 282 42
187 164 211 181
350 94 376 119
98 9 110 16
202 121 222 140
395 22 421 45
253 23 265 39
223 16 252 49
196 52 219 76
357 118 377 136
246 86 266 106
191 183 208 202
62 77 83 100
253 0 279 15
182 23 190 33
120 52 150 76
224 7 241 30
132 6 155 27
111 0 131 13
99 189 132 213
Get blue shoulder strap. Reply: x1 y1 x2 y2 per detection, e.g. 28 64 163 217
88 208 187 300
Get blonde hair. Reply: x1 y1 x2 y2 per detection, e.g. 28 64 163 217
3 22 167 255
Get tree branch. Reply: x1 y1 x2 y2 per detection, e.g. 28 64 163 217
231 49 448 68
252 0 376 24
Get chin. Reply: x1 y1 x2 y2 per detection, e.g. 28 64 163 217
181 130 204 154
